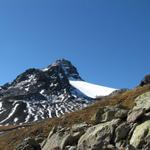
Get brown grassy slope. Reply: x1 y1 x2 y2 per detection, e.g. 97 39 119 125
0 85 150 150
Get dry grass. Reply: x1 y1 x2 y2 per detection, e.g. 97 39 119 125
0 85 150 150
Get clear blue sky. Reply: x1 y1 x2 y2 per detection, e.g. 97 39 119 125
0 0 150 89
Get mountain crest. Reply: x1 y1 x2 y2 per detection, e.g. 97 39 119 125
0 59 116 125
43 58 82 80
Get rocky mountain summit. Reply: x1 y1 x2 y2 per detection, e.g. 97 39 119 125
0 59 116 125
0 59 90 125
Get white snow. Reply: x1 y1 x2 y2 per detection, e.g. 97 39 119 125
25 102 35 123
0 103 19 123
0 102 2 110
25 87 29 91
14 118 18 123
40 89 45 94
69 80 117 98
42 67 49 72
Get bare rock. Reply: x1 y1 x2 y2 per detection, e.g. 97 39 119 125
15 137 41 150
130 120 150 149
77 119 120 150
127 108 145 123
115 122 131 143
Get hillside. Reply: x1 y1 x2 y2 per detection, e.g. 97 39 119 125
0 82 150 150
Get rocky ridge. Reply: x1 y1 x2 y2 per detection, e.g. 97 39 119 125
0 59 91 125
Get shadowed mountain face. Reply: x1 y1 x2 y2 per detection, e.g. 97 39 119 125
0 59 91 125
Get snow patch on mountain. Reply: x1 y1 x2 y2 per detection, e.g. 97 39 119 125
69 80 117 98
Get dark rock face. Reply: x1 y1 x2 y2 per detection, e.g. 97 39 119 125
140 74 150 86
0 59 91 125
15 137 41 150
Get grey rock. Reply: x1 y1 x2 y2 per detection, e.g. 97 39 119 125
105 144 116 150
126 123 138 143
42 127 70 150
71 122 89 132
133 92 150 111
130 120 150 149
115 122 131 142
127 108 145 123
64 146 77 150
115 141 126 149
101 109 117 122
125 144 135 150
15 137 41 150
91 107 105 124
77 119 120 150
35 136 45 144
143 135 150 150
43 123 86 150
115 108 128 119
91 106 128 124
47 126 57 139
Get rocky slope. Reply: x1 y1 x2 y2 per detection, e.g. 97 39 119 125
15 86 150 150
1 63 150 150
0 76 150 150
0 59 116 125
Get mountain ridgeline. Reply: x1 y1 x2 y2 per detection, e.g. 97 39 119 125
0 59 116 125
0 59 91 125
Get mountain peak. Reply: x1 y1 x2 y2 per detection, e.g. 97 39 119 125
55 58 71 64
0 59 116 125
43 58 82 80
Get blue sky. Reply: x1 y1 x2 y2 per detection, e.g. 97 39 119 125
0 0 150 88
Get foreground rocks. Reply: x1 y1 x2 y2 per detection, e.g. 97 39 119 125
130 120 150 149
15 91 150 150
77 119 120 150
15 137 41 150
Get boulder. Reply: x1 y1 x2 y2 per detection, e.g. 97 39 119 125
42 127 70 150
127 108 145 123
91 106 128 124
91 107 105 124
42 124 87 150
130 120 150 149
133 92 150 111
125 144 135 150
126 123 138 143
15 137 41 150
35 135 45 144
71 122 89 132
77 119 120 150
114 108 128 119
115 122 131 142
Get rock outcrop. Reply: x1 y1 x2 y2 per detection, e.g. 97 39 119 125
0 59 91 125
15 137 41 150
140 74 150 86
77 119 120 150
